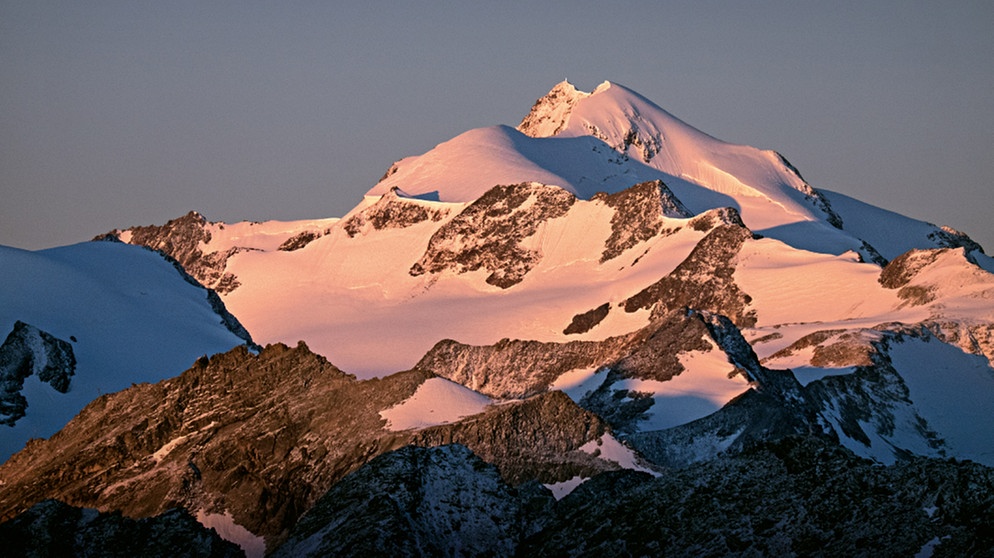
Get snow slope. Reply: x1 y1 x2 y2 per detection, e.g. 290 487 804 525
220 194 701 376
95 80 994 470
380 377 493 431
110 80 993 381
369 80 863 256
0 241 247 461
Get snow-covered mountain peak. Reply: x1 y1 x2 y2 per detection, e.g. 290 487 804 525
367 80 850 254
518 80 713 160
517 79 593 137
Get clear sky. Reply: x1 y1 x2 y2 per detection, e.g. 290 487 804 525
2 1 992 251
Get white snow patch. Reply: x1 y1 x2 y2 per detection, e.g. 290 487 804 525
151 434 189 463
735 237 907 328
196 510 266 558
543 475 588 500
613 344 750 431
150 421 218 463
580 433 659 476
380 377 492 431
549 366 608 402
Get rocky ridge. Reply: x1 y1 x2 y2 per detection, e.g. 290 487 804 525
99 211 244 294
622 209 757 327
0 342 620 552
410 182 576 288
594 179 692 263
342 187 451 238
272 444 549 558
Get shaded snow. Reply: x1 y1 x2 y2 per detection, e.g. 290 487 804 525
0 242 246 462
543 475 587 500
792 366 858 388
197 510 266 558
889 336 994 466
615 342 750 431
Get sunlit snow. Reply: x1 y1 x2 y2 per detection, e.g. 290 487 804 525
616 343 750 431
380 377 493 431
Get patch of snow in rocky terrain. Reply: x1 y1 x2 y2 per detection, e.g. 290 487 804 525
380 377 493 431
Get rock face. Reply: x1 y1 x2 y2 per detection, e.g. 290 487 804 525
273 445 550 558
342 187 450 238
11 438 993 557
517 80 591 138
594 179 692 263
411 391 611 485
878 248 944 305
0 499 243 558
0 321 76 426
0 343 617 552
563 303 611 335
416 335 628 400
623 210 757 327
99 211 244 294
410 183 576 288
419 308 736 403
520 436 994 557
928 224 985 255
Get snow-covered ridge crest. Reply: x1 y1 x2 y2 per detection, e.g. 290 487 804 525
368 79 849 255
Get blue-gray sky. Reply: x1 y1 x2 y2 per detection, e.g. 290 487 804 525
2 1 992 251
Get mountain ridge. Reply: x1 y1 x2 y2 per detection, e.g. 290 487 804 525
4 79 994 555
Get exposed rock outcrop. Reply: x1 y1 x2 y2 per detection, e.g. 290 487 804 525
99 211 245 294
0 342 615 551
273 444 549 558
410 183 576 288
563 303 611 335
517 80 590 138
623 210 758 327
0 321 76 426
521 436 994 557
594 179 691 263
929 225 985 255
343 187 450 238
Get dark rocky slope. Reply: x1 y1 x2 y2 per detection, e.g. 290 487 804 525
0 343 617 552
0 499 243 558
274 439 994 557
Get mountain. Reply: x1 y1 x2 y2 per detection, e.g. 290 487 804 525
4 80 994 554
0 240 252 462
0 342 629 555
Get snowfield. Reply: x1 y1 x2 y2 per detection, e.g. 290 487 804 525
0 242 247 461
